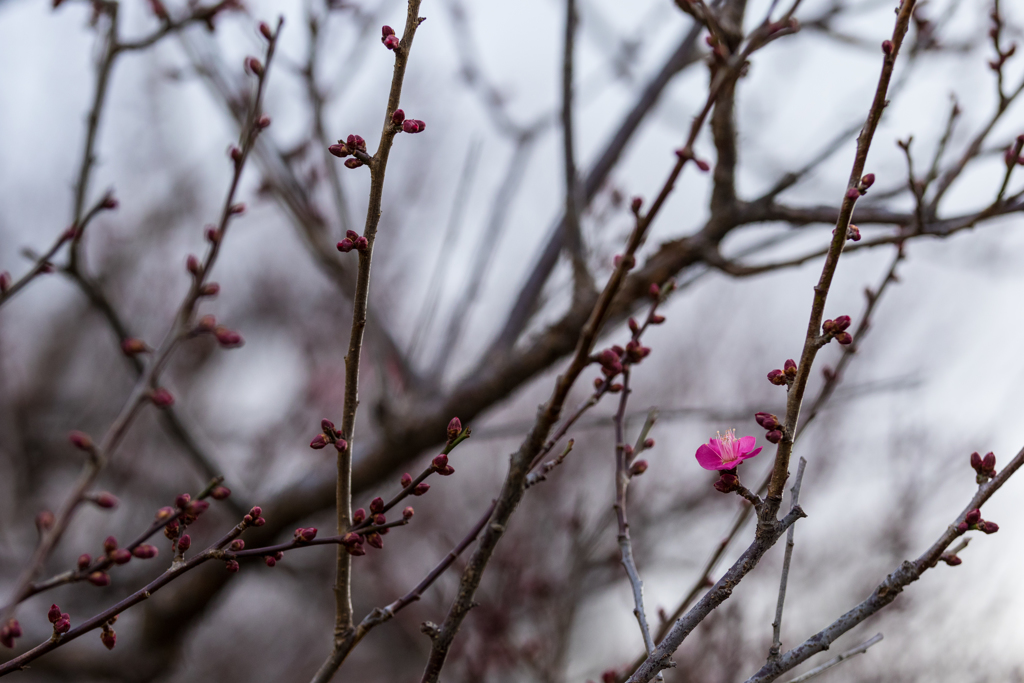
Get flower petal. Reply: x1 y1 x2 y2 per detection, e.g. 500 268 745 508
738 446 762 462
738 435 757 456
695 443 726 470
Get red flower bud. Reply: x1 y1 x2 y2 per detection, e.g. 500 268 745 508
957 521 969 533
100 194 118 210
402 119 425 134
347 543 366 556
767 369 786 385
965 509 982 525
48 604 62 624
403 506 414 520
845 187 860 200
783 359 797 377
246 56 263 76
370 497 384 514
631 196 643 213
187 500 209 517
694 158 710 172
353 508 367 524
980 520 999 534
381 25 395 38
334 438 348 452
970 451 982 470
321 418 335 433
177 534 191 552
835 332 853 345
151 388 174 407
69 430 94 451
225 560 240 573
88 571 111 587
649 283 660 299
132 545 158 559
644 438 655 449
310 434 329 449
214 327 244 348
54 616 71 634
713 472 740 493
860 173 875 188
229 203 245 215
36 510 54 532
249 506 262 519
391 109 405 124
259 21 273 40
211 485 232 500
121 338 147 355
882 39 893 54
447 416 462 441
629 460 649 476
328 143 350 158
78 553 92 570
175 493 191 509
982 452 996 473
264 556 277 567
337 238 355 252
833 315 851 331
374 514 386 526
341 532 363 547
383 34 400 50
101 628 116 650
200 282 220 297
294 527 318 542
256 114 271 129
413 482 430 496
156 506 175 521
942 554 962 566
112 549 132 565
766 430 783 444
432 453 449 471
366 532 383 549
103 536 118 553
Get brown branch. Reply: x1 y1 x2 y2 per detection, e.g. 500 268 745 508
318 2 426 679
744 443 1024 683
0 16 281 630
768 457 806 662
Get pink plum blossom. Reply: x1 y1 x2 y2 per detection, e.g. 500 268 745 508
695 429 762 471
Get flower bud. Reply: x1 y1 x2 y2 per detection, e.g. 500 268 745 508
833 315 851 331
767 369 786 385
644 438 655 449
713 472 740 493
88 571 111 587
381 25 395 38
101 628 116 650
249 506 262 519
214 327 244 348
649 283 661 299
391 109 405 124
402 119 425 134
337 238 355 252
328 143 350 158
92 492 119 509
186 254 201 276
341 532 363 547
347 543 366 556
374 514 386 526
69 430 93 451
228 539 245 552
631 196 643 213
156 506 176 521
447 416 462 442
783 359 797 377
151 388 174 407
353 508 367 524
629 460 649 476
259 21 273 40
942 554 962 566
164 520 180 539
970 451 982 471
200 282 220 297
413 482 430 496
187 500 209 517
177 534 191 552
845 187 860 200
432 453 449 471
132 545 158 559
957 521 969 533
344 158 363 169
256 114 271 129
980 520 999 534
835 332 853 345
103 536 118 554
264 555 277 567
211 485 232 500
403 506 414 520
294 527 318 542
112 549 132 565
334 439 348 452
982 452 996 474
310 433 329 449
36 510 54 533
882 39 893 54
175 493 191 509
229 203 245 215
48 604 62 624
78 553 92 570
366 532 384 549
225 560 240 573
860 173 875 189
694 158 711 172
246 56 263 76
383 34 400 50
54 616 71 634
121 338 147 356
370 497 384 514
965 508 982 525
766 430 783 444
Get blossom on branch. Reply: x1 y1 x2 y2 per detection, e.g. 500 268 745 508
695 429 762 471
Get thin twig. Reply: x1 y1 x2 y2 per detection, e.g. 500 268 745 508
769 457 806 662
781 633 883 683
